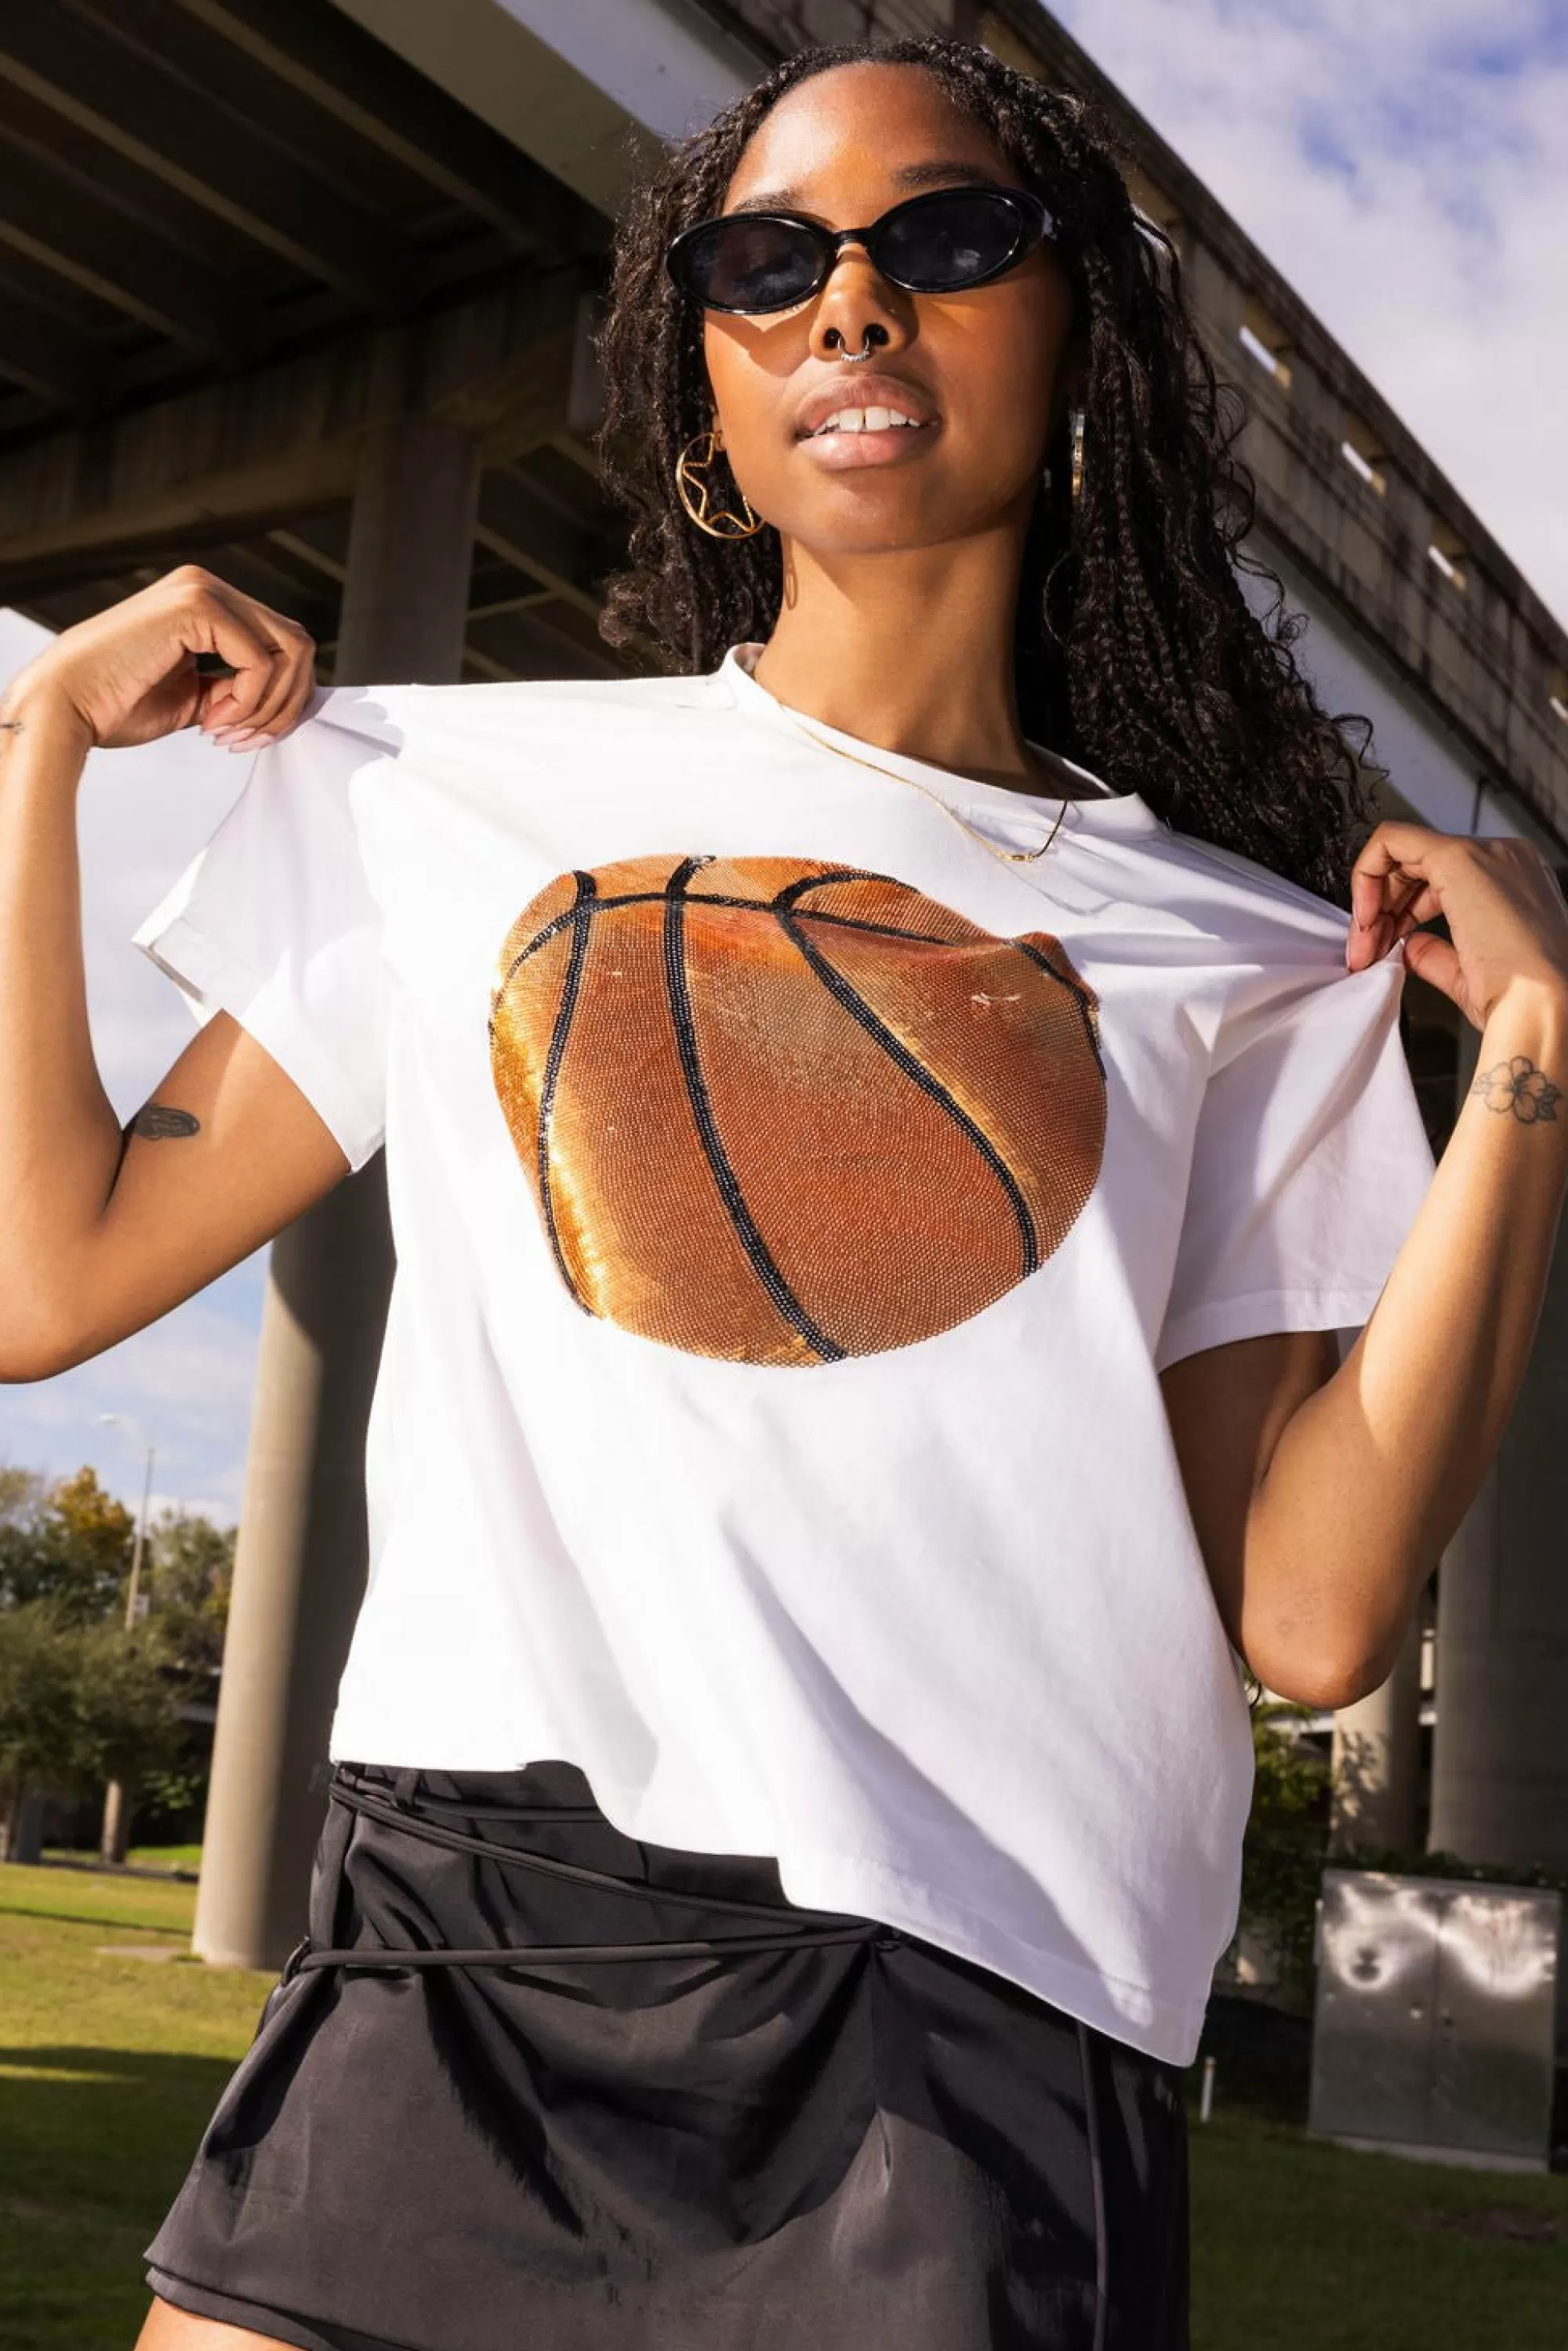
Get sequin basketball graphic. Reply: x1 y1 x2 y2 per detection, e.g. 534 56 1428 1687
489 854 1106 1366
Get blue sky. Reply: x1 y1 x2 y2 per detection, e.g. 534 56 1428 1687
1051 0 1568 626
2 0 1564 1515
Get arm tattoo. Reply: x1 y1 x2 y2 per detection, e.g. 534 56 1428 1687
1471 1056 1563 1124
127 1102 201 1141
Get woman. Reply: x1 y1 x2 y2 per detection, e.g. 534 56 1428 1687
2 33 1564 2351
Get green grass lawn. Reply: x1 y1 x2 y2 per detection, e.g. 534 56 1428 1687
2 1863 1566 2349
125 1846 203 1876
0 1859 272 2351
1189 2113 1567 2349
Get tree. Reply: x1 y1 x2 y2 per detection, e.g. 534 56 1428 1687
76 1617 185 1795
121 1507 236 1846
0 1469 230 1859
0 1466 42 1521
0 1603 82 1857
144 1507 234 1682
0 1467 134 1621
0 1600 183 1861
1236 1701 1332 2005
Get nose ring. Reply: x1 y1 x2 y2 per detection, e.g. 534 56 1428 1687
828 326 882 365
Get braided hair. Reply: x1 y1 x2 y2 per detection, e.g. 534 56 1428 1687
590 33 1378 903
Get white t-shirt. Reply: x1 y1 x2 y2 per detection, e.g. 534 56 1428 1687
134 640 1436 2064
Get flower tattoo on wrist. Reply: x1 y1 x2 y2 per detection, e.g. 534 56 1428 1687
1471 1055 1563 1123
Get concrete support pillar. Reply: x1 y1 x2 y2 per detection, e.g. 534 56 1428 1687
1428 1026 1568 1873
1329 1614 1422 1853
194 411 480 1970
333 415 481 685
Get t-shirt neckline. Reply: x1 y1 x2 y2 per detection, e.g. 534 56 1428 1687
717 640 1163 837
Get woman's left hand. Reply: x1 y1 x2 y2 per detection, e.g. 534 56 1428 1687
1345 820 1568 1029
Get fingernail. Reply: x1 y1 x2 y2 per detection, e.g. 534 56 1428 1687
223 727 259 749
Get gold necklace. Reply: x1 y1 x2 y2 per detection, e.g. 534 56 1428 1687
779 712 1073 866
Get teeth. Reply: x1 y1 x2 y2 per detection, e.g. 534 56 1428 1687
811 406 923 436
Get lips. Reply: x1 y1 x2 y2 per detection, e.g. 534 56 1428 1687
794 372 938 439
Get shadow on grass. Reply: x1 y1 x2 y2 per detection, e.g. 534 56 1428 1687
38 1854 200 1885
0 2045 237 2351
0 1907 193 1938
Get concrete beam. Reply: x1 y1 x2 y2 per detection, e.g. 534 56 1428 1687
0 267 591 597
0 276 99 414
464 600 623 682
175 0 597 257
0 5 408 314
474 466 616 621
0 132 251 360
1241 426 1568 855
328 0 758 214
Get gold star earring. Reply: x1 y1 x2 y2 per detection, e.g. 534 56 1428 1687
674 421 764 540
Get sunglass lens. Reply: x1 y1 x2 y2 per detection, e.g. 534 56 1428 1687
681 217 820 311
877 190 1025 290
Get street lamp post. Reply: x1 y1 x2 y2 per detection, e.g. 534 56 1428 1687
99 1413 155 1865
123 1437 154 1634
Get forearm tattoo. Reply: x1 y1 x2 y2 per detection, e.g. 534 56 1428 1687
127 1103 201 1141
1471 1056 1563 1123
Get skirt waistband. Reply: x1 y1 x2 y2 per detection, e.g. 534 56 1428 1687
285 1763 902 1982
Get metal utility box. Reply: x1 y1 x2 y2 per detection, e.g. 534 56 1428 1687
1308 1867 1561 2170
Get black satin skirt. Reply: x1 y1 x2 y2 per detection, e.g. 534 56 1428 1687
147 1761 1189 2350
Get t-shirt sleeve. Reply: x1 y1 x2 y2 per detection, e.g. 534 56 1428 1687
1153 948 1437 1373
130 694 392 1173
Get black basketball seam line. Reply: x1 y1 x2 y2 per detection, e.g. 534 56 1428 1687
493 863 1057 991
662 859 844 1363
494 890 971 996
774 909 1042 1281
1012 940 1107 1079
490 893 1106 1114
771 868 898 909
532 869 597 1315
662 858 844 1365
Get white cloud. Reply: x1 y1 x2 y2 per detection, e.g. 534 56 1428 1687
0 610 262 1512
1046 0 1568 628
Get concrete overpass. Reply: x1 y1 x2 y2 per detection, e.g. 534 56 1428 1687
1 0 1561 1958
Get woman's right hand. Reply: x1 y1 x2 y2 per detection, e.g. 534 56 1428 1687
1 562 318 753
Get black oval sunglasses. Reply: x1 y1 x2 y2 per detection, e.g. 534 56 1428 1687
665 183 1057 314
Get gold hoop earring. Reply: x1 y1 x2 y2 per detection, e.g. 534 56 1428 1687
675 426 764 540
